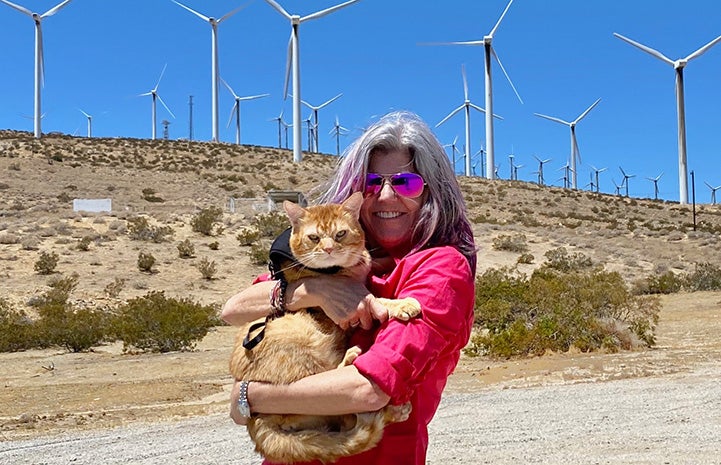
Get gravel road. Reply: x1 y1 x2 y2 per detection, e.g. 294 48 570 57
2 363 719 465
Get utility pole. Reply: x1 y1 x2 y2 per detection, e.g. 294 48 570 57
189 95 194 141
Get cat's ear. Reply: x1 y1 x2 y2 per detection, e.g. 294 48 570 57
283 200 306 226
341 191 364 218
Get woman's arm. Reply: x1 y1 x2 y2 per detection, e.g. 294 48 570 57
221 275 390 329
229 365 390 425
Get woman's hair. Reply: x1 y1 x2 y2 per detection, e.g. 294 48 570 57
316 111 476 273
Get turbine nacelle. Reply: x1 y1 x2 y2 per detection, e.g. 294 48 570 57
291 14 300 25
674 59 687 70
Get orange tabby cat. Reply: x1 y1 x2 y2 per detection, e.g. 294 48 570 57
229 191 421 464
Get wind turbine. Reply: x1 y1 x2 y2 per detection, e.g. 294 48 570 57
139 64 175 140
301 93 342 153
436 64 493 177
533 155 551 186
172 1 247 142
614 32 721 205
1 0 74 139
590 165 607 193
269 109 285 148
221 78 269 145
329 115 349 156
558 162 572 189
264 0 359 163
508 151 515 180
646 173 663 200
424 0 522 180
705 182 720 205
619 166 635 197
443 136 462 174
78 109 92 137
534 98 601 189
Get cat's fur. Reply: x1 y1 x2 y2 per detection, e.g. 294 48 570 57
229 192 421 464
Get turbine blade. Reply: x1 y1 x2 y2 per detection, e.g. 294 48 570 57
491 46 523 104
283 33 292 99
461 64 468 100
78 108 90 118
574 98 601 123
38 25 45 87
684 35 721 62
171 0 210 22
613 32 674 65
218 2 250 24
227 101 238 128
300 98 312 109
319 93 343 108
220 76 238 98
534 113 569 125
418 40 484 47
238 93 270 101
470 102 503 119
488 0 514 37
436 105 464 127
154 63 168 91
156 94 175 119
301 0 359 23
0 0 33 17
41 0 72 18
264 0 292 20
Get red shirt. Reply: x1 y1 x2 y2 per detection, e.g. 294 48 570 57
263 246 475 465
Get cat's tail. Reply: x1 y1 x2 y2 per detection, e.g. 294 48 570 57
249 405 409 464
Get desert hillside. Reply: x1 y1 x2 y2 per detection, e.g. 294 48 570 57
2 129 721 313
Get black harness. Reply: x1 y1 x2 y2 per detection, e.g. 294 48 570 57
242 228 342 350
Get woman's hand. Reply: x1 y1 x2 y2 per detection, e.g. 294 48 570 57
229 380 249 426
288 275 389 330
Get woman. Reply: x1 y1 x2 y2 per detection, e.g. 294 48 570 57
221 110 476 464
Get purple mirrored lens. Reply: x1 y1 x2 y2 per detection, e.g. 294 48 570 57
364 172 425 198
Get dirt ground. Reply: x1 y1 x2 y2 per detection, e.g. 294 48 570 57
1 291 719 442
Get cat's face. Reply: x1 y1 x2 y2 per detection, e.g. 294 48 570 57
284 193 366 269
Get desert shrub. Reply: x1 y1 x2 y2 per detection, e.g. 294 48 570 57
0 299 35 352
110 291 218 353
197 257 217 280
177 238 195 258
236 227 260 246
466 265 660 358
492 233 528 253
684 262 721 291
251 211 289 238
35 303 108 353
34 251 59 275
248 241 271 266
76 236 92 251
137 252 156 273
517 253 534 264
637 270 685 295
127 216 174 243
543 247 593 272
191 206 224 236
207 241 219 250
141 187 164 203
104 277 126 298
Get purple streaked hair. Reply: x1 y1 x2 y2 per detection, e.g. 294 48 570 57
314 111 476 273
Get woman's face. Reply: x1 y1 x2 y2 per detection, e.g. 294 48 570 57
360 149 425 257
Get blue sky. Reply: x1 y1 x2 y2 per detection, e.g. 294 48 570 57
1 0 720 203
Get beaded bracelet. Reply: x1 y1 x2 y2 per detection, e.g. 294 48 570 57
269 278 288 318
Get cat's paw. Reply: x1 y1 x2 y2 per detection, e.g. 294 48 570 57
384 402 412 423
338 345 362 368
378 297 421 321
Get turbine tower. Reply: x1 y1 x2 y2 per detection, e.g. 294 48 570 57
264 0 359 163
139 64 175 140
1 0 74 139
613 32 721 205
646 173 663 200
329 115 349 156
436 64 493 177
172 1 247 142
590 165 607 193
301 93 342 153
221 77 269 145
705 182 720 205
533 98 601 189
533 155 551 186
78 109 92 137
619 166 635 197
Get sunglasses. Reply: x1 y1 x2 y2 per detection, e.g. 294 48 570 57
364 172 426 199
